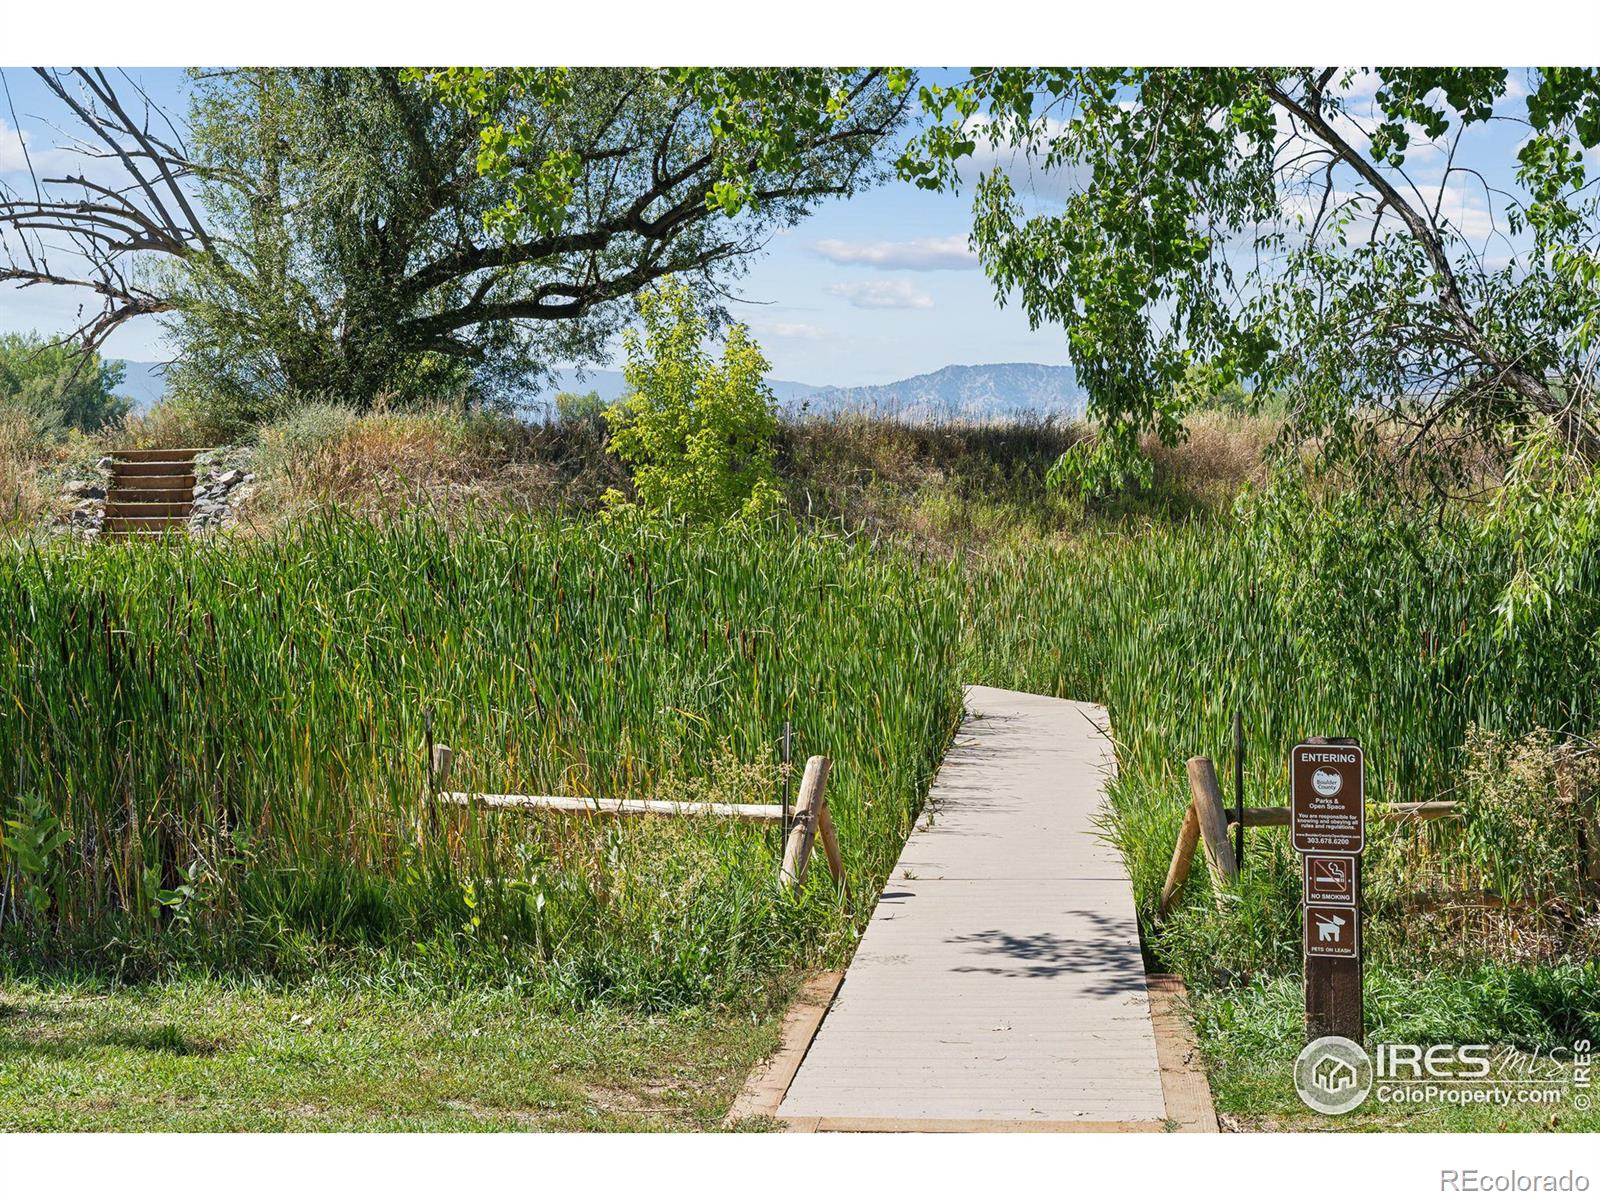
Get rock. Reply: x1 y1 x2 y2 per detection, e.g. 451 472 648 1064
97 455 115 469
63 480 106 499
215 469 243 488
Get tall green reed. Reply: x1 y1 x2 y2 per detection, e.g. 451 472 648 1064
0 508 962 1003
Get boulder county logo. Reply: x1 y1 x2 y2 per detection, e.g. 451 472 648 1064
1294 1035 1373 1114
1311 766 1343 797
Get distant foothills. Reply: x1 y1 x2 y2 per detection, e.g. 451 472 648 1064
113 360 1087 423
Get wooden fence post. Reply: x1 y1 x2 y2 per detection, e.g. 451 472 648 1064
1187 756 1238 894
815 793 851 904
1159 800 1201 917
417 743 453 845
779 756 830 896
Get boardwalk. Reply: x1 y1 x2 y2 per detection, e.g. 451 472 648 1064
777 685 1168 1129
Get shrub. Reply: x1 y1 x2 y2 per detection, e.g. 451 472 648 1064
554 390 605 424
1459 725 1600 909
0 332 129 434
603 282 784 524
256 401 364 478
0 397 81 535
113 394 261 451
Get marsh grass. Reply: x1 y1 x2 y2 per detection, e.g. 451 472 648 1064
0 508 962 1006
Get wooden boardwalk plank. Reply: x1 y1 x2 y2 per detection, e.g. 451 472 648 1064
777 685 1168 1125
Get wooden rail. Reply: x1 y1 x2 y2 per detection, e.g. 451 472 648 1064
422 745 846 899
445 793 785 823
1157 755 1461 917
1221 801 1458 829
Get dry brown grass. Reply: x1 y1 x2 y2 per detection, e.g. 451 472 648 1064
0 406 68 535
780 410 1282 549
243 405 627 530
0 451 48 534
1143 413 1280 502
39 399 1291 545
778 413 1089 548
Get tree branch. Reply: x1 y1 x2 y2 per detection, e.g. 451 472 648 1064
1263 71 1600 458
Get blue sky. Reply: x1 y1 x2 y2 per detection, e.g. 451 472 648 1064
1 68 1583 387
729 181 1076 386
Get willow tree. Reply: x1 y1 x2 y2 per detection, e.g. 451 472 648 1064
0 67 911 425
899 68 1600 493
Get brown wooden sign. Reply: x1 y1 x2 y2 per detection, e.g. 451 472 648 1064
1296 738 1364 1045
1303 853 1357 905
1304 903 1359 959
1290 743 1365 854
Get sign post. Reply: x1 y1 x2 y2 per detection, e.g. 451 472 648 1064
1291 738 1364 1043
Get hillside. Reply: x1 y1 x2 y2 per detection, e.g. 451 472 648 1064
535 363 1085 422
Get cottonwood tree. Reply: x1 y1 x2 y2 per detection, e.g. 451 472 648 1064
899 68 1600 493
0 67 910 424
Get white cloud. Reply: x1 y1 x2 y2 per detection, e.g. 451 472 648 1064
826 280 934 310
0 118 81 178
1499 70 1534 106
1335 69 1382 105
812 233 976 271
1433 180 1499 242
754 320 826 340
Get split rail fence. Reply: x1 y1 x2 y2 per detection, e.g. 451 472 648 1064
1159 753 1600 916
1158 755 1462 917
417 743 849 901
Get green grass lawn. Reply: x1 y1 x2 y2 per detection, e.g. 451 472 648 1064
0 974 783 1132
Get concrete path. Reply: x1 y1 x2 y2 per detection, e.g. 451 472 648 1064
777 685 1167 1128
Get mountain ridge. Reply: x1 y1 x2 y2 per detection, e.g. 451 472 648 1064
114 360 1086 423
795 362 1082 421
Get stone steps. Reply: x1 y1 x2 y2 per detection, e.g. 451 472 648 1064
102 448 211 540
105 500 193 518
104 514 190 536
